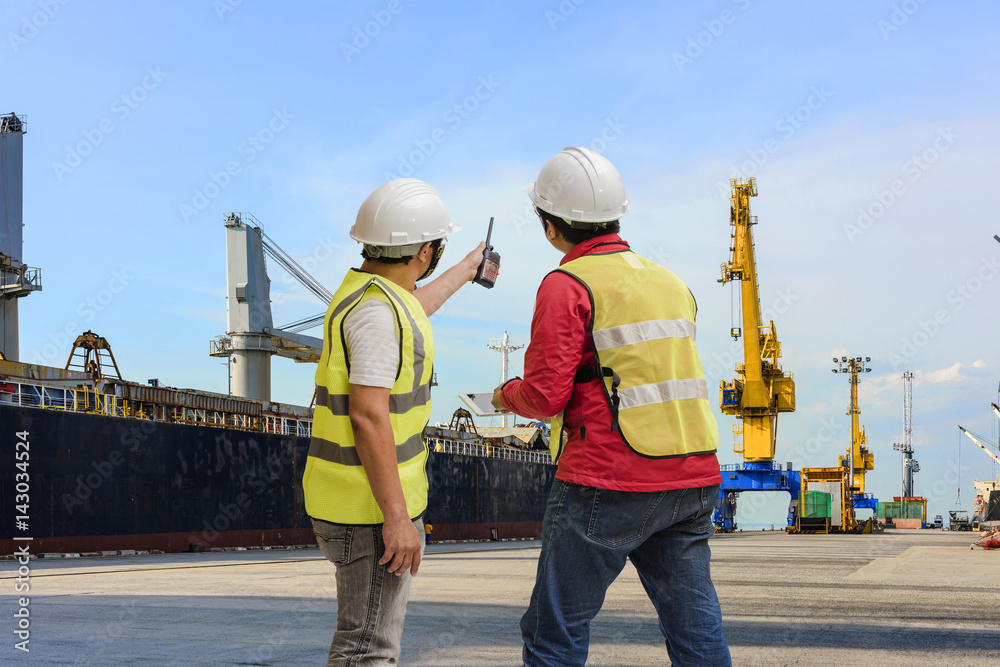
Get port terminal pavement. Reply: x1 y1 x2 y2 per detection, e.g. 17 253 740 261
2 530 998 666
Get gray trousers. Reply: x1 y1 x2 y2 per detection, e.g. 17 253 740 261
312 517 424 666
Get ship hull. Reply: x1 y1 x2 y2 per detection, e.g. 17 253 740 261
0 404 555 554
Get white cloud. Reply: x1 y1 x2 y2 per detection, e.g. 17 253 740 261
924 359 988 384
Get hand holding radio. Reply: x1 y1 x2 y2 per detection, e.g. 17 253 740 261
473 217 500 288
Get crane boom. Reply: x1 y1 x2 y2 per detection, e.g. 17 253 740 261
718 178 795 462
960 425 1000 467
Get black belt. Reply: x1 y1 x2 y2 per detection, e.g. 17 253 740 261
573 365 621 431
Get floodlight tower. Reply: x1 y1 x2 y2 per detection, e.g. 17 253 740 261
832 355 874 498
488 331 524 427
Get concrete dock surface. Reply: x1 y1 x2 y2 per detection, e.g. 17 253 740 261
3 529 999 666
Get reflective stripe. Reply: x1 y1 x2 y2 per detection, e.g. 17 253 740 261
315 383 431 416
592 318 696 351
308 431 426 466
622 252 644 269
617 378 709 411
328 280 376 341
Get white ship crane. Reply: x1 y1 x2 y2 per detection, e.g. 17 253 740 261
957 405 1000 467
210 213 325 401
0 113 42 362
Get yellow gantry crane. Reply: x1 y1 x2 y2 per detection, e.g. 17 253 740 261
718 178 795 463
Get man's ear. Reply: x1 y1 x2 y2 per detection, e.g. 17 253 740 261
544 220 558 241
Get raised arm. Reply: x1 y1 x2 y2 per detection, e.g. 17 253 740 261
413 242 486 316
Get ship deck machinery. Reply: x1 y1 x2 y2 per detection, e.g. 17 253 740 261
714 178 800 532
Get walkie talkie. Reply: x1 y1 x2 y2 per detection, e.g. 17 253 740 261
473 217 500 289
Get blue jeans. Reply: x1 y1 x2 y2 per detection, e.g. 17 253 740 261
521 481 730 667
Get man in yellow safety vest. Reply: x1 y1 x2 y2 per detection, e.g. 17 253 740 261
304 178 484 665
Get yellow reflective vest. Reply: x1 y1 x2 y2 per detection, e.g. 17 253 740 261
303 269 433 524
550 249 718 461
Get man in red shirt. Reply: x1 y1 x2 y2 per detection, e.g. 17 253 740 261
493 147 730 667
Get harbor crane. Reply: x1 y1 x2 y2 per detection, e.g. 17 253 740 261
718 178 796 462
958 404 1000 467
209 213 325 401
713 178 799 532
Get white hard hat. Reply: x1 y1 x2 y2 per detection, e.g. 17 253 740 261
351 178 461 256
525 147 631 226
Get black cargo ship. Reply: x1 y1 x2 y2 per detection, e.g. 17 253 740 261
0 360 555 555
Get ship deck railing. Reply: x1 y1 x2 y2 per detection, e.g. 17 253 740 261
0 378 315 436
0 380 128 416
428 437 553 465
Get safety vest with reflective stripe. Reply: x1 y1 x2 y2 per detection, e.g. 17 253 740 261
550 249 718 461
303 269 433 525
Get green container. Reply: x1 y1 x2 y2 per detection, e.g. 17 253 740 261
877 501 923 520
904 501 923 520
801 490 832 518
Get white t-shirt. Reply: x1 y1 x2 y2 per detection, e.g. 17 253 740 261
343 299 400 389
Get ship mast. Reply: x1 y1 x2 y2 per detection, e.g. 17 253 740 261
488 331 523 427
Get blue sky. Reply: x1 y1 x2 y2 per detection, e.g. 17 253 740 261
4 0 999 524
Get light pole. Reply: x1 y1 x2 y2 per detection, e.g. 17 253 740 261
832 355 871 513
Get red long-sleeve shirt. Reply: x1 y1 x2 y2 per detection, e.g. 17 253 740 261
500 234 722 492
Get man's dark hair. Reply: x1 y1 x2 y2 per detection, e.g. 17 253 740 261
361 238 442 263
536 208 620 245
